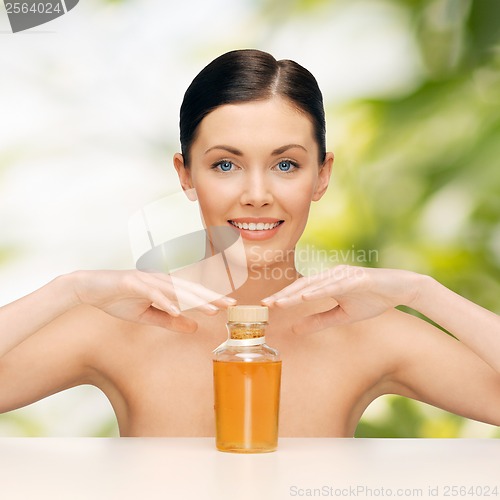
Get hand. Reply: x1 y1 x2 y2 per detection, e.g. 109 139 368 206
70 270 236 333
262 265 423 334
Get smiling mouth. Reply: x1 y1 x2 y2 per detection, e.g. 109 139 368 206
228 220 284 231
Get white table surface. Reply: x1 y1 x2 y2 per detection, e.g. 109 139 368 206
0 438 498 500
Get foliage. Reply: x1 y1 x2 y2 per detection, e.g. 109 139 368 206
355 396 470 438
303 0 500 437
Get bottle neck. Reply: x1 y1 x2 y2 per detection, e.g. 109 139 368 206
225 322 267 347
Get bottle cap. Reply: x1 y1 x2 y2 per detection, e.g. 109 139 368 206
227 305 268 323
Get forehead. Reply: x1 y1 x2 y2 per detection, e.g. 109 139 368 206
192 97 316 154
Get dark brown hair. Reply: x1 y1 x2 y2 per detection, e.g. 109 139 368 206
179 49 326 166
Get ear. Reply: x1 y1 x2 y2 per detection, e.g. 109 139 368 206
173 153 193 190
312 152 334 201
173 153 197 201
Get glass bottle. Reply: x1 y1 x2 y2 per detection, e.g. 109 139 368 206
213 305 281 453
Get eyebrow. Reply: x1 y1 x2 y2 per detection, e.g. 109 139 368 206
204 144 308 156
205 145 243 156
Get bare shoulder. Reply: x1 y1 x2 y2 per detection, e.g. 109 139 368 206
13 304 146 382
39 304 137 346
43 305 167 370
345 306 444 351
0 305 142 414
335 307 448 391
349 306 468 367
348 307 500 425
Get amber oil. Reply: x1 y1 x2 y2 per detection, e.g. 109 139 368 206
213 305 281 453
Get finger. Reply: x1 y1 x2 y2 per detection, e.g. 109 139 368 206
292 306 345 335
261 275 320 306
302 269 367 302
152 300 181 316
292 306 349 335
271 276 337 308
262 266 351 306
146 276 222 315
130 280 216 318
301 279 348 302
140 307 198 333
129 283 181 317
172 285 221 314
150 274 236 311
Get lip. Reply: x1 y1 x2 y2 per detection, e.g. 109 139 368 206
227 218 284 241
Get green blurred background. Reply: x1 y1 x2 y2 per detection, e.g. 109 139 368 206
0 0 499 437
302 0 500 437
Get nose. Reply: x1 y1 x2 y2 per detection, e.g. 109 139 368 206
239 171 273 207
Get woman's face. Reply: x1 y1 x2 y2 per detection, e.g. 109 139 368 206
174 97 333 268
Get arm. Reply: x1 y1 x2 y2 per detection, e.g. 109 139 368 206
0 304 112 414
411 275 500 373
262 266 500 373
357 307 500 427
0 269 235 416
0 273 78 357
263 266 500 426
0 269 235 358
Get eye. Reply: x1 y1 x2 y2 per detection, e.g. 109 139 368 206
276 160 298 173
212 160 234 172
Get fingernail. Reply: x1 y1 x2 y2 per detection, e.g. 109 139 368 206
207 304 219 312
261 298 272 304
169 304 181 315
225 297 237 304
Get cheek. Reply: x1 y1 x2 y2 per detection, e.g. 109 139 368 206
192 175 235 221
276 177 316 212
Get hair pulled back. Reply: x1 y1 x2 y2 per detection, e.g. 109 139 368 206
179 49 326 166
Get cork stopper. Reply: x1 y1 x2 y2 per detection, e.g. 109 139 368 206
227 305 268 323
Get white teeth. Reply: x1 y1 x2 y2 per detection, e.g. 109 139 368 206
230 221 281 231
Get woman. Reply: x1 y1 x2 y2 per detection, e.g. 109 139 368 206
1 49 499 437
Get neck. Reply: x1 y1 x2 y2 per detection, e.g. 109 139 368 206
228 259 300 304
197 238 299 305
